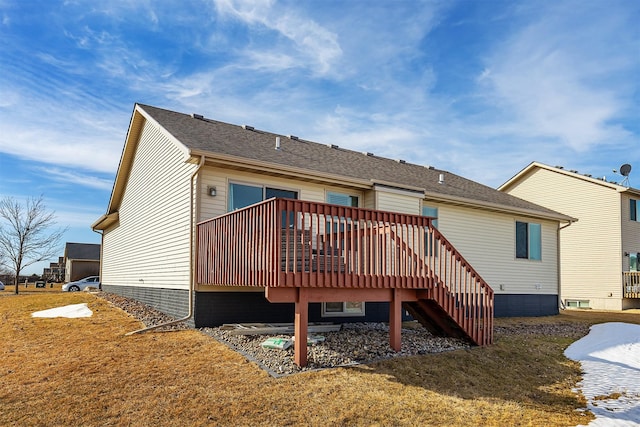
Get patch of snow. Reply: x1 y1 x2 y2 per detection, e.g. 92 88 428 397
31 303 93 318
564 322 640 427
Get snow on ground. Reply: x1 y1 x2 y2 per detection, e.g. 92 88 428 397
565 322 640 427
31 303 93 318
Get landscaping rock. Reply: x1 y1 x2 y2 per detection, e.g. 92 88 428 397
97 291 590 377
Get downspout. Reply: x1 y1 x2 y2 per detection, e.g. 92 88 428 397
557 219 576 310
92 228 103 290
126 155 206 335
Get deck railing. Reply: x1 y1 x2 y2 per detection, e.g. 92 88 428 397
623 272 640 298
197 198 493 345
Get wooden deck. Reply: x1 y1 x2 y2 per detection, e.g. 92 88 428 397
197 198 494 366
623 272 640 299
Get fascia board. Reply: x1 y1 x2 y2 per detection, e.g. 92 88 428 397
91 212 119 231
424 190 577 223
106 104 191 213
189 149 373 189
499 161 633 193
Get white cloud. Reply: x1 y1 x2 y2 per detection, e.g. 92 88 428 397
41 168 114 191
476 0 637 152
213 0 342 75
54 208 105 229
0 117 124 174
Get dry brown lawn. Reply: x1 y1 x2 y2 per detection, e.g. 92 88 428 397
2 289 639 426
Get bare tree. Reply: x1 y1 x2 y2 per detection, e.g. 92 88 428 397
0 196 66 294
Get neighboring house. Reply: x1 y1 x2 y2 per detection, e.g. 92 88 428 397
93 104 573 336
43 256 65 282
499 162 640 311
63 243 101 282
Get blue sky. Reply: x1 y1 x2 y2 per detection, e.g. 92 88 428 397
1 0 639 274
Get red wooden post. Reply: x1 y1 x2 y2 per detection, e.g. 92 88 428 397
294 287 309 367
389 288 402 351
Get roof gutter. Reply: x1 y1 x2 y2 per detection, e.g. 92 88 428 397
92 228 104 291
191 149 574 223
424 190 577 223
190 149 373 189
125 154 206 335
91 212 119 231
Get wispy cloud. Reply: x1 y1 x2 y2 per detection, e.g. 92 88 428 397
41 168 114 191
476 0 637 152
1 0 638 191
0 114 124 174
213 0 342 75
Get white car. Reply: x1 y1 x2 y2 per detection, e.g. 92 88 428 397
62 276 100 292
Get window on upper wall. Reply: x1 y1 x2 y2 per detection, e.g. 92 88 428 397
422 205 439 257
422 206 438 228
516 221 541 260
322 192 363 317
631 253 638 272
631 199 638 222
325 192 359 233
228 183 298 211
326 192 359 207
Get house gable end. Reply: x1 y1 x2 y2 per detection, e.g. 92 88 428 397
97 104 192 222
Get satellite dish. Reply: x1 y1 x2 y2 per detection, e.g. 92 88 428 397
620 164 632 177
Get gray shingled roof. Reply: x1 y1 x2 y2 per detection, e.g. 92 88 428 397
64 243 100 261
139 104 569 220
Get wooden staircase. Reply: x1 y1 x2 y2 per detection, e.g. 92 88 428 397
387 225 493 346
405 299 468 341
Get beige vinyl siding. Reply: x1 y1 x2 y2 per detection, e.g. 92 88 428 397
363 190 376 210
430 202 558 294
101 120 195 290
504 168 623 309
621 193 640 271
374 190 421 215
198 167 364 221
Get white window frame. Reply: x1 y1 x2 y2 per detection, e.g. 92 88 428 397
565 299 590 309
321 301 366 317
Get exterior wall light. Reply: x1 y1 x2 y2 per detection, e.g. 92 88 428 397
208 186 217 197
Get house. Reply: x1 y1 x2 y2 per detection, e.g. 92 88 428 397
63 243 101 282
92 104 573 364
43 256 65 282
499 162 640 311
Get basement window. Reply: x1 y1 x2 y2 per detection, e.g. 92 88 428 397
565 300 590 309
322 302 365 317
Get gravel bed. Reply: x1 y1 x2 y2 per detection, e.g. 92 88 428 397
96 291 590 377
493 322 590 338
201 323 470 376
97 291 190 331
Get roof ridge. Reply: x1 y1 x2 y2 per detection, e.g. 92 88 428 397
135 104 573 221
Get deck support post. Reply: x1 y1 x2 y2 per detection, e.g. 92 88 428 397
294 287 309 367
389 288 402 352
